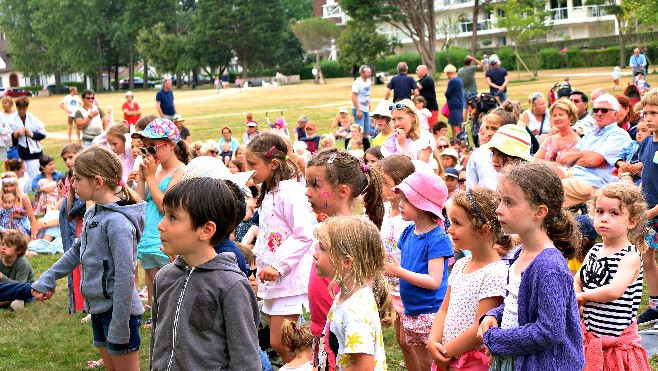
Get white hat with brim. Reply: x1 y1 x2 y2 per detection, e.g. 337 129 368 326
370 100 393 118
182 156 255 197
482 124 534 162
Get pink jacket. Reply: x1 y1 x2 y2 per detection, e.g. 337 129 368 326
255 179 314 299
582 321 650 371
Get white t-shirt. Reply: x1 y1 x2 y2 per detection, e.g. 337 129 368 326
380 130 432 161
61 94 82 118
319 286 387 371
442 257 507 344
501 261 522 329
465 147 499 190
380 204 412 296
352 78 371 112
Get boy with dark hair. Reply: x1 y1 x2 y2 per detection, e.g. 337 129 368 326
0 230 34 310
150 177 261 370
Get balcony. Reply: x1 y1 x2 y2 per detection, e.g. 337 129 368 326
586 5 608 17
458 19 494 33
550 7 568 20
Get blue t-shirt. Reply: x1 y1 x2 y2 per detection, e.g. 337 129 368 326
214 236 249 275
485 67 508 93
387 74 417 102
639 136 658 208
398 224 453 316
156 88 176 116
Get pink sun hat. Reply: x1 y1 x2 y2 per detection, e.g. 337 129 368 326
394 171 448 220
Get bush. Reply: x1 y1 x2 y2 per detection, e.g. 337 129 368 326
496 47 517 71
378 53 423 74
586 47 620 67
22 85 43 93
436 47 470 69
565 49 588 68
538 48 563 69
63 81 85 91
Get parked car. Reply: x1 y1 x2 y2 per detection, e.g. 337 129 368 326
45 84 71 94
3 88 33 98
119 77 155 90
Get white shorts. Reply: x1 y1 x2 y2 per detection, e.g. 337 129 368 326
262 294 308 316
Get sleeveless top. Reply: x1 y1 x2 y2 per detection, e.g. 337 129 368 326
527 111 551 137
581 243 643 337
137 165 184 258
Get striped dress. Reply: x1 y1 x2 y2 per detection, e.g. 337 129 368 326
580 243 643 337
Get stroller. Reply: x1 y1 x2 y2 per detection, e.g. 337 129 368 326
549 81 573 105
466 93 498 147
266 111 289 137
624 83 642 107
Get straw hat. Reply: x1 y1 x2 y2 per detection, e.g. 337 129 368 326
483 125 533 162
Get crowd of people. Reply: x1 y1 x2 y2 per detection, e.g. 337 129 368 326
1 55 658 371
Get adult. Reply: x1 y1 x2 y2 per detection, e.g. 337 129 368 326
385 62 418 102
557 94 631 207
351 65 372 135
218 126 240 153
294 115 308 141
444 64 465 139
243 121 259 145
312 66 319 85
4 158 29 195
485 54 509 103
173 114 191 144
8 96 46 181
382 99 432 162
121 91 141 127
643 46 652 71
221 70 230 93
415 64 439 126
569 90 595 137
630 48 647 76
332 107 352 140
156 78 176 121
519 92 550 142
0 172 37 237
458 56 483 119
74 89 107 147
300 121 321 154
59 86 82 143
534 99 581 162
483 54 489 72
0 96 16 161
614 94 638 136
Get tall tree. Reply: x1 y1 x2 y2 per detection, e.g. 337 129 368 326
290 17 341 83
341 0 438 75
338 21 398 72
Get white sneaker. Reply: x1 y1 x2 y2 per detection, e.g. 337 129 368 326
10 300 24 311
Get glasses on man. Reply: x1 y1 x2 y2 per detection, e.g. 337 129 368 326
209 150 219 155
84 96 95 100
436 144 448 150
139 141 168 156
592 108 613 114
569 99 582 104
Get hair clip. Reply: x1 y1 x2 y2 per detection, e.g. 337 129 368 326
327 154 337 164
466 190 486 222
118 180 125 187
265 146 276 158
285 155 290 161
362 164 369 173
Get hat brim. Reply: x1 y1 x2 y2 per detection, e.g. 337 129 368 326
482 134 534 162
131 131 171 140
393 183 444 221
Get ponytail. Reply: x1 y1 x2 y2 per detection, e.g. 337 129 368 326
372 275 395 328
362 165 384 229
120 184 141 205
174 140 192 164
546 210 579 259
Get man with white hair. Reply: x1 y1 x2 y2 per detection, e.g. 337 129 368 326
630 48 647 76
558 93 631 207
485 54 509 103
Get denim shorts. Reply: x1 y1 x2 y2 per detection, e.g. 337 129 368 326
352 108 372 135
140 252 171 270
91 309 142 355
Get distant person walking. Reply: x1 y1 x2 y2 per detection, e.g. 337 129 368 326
59 86 82 143
458 55 483 119
444 65 465 139
415 64 439 126
385 62 418 102
156 78 176 121
485 53 509 103
351 65 372 136
221 70 230 93
312 66 319 84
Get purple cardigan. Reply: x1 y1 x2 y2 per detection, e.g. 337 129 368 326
482 248 584 370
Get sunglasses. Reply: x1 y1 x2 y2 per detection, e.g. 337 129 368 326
247 268 257 278
139 141 168 156
84 96 95 100
458 178 466 184
592 108 613 114
436 144 448 150
389 102 412 111
305 127 315 131
209 150 219 155
530 92 542 103
569 99 582 104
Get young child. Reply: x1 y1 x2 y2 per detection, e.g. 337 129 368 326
612 66 621 91
32 146 145 371
0 193 27 234
0 230 34 310
105 123 134 183
347 138 364 159
150 177 261 370
364 145 383 167
477 162 584 370
315 216 393 370
635 72 650 90
568 215 599 276
414 96 433 132
220 141 233 166
384 171 453 371
233 197 256 248
428 187 509 371
374 154 417 370
614 119 649 185
575 182 650 370
280 320 314 371
370 100 394 147
245 133 314 362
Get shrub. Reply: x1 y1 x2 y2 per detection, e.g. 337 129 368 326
436 47 470 69
564 49 587 68
538 48 563 69
63 81 85 91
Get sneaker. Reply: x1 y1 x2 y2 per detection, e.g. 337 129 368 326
10 300 24 311
638 306 658 325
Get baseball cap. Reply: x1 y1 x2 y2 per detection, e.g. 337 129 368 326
489 54 500 65
339 107 349 114
370 100 393 118
246 121 258 127
131 118 180 143
445 167 459 178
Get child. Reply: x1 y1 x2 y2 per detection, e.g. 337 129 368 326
229 159 243 174
574 182 650 370
280 320 314 371
105 105 115 128
635 71 650 90
414 96 433 131
439 148 460 170
428 187 509 371
235 75 242 92
293 141 312 164
332 107 353 140
132 118 190 322
318 134 336 153
220 141 233 166
245 133 314 362
32 146 145 371
370 100 394 147
347 138 364 159
105 123 134 183
0 193 27 234
150 177 261 370
233 197 256 248
374 154 418 370
0 230 34 310
477 162 584 370
612 66 621 91
384 171 453 371
364 145 383 167
315 216 393 370
568 215 599 276
614 119 649 185
272 118 289 137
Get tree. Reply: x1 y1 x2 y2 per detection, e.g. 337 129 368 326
338 21 398 71
470 0 496 55
290 17 341 83
341 0 437 75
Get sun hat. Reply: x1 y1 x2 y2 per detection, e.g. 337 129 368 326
440 147 460 164
339 107 349 114
444 64 457 74
390 98 418 116
483 124 533 162
370 100 393 118
182 156 254 197
274 118 286 128
489 54 500 65
246 121 258 127
575 214 599 241
393 171 448 220
445 167 459 178
172 113 185 122
131 118 180 143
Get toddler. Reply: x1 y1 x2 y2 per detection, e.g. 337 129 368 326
220 141 233 166
0 193 27 234
280 320 313 371
414 96 432 131
612 66 621 91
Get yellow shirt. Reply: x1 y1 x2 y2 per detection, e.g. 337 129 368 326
371 132 393 147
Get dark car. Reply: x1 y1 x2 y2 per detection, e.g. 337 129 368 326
3 88 33 98
46 84 71 94
119 77 156 90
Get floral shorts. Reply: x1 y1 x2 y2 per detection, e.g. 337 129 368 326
401 311 437 345
646 218 658 249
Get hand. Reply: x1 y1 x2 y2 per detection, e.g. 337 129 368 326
618 161 630 173
395 128 408 147
628 163 643 175
356 109 363 119
428 339 451 370
140 154 157 180
477 315 498 340
127 170 139 183
384 253 400 277
576 292 588 307
532 128 539 136
31 289 54 301
258 266 280 282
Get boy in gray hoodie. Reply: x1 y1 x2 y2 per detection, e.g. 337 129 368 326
150 177 261 370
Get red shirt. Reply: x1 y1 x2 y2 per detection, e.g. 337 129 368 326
122 102 141 125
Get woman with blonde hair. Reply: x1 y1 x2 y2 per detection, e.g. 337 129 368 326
534 98 581 163
520 92 550 141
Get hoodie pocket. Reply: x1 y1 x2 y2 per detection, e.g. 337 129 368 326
189 294 218 332
102 260 111 299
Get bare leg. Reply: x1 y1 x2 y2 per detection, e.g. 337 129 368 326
644 249 658 297
413 344 433 371
395 316 419 371
452 125 462 139
68 122 73 143
99 347 140 371
269 314 300 363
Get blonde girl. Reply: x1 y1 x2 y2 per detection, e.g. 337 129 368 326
32 146 145 371
575 183 650 370
132 118 190 319
105 123 133 183
382 99 432 162
280 320 314 371
315 216 393 370
477 162 583 370
428 187 509 371
246 133 314 362
0 172 36 236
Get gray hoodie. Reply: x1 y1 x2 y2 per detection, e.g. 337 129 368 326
150 253 261 371
33 201 146 345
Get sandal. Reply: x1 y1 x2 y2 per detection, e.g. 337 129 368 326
87 359 103 369
144 317 152 328
81 314 91 324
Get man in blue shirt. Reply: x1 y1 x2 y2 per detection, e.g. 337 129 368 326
156 78 176 121
385 62 418 102
630 48 647 76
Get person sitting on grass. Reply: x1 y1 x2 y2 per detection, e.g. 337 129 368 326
0 193 27 234
0 230 34 310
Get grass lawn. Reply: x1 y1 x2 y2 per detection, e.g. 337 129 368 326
3 66 658 370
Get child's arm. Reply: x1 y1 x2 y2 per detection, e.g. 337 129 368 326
240 225 258 248
344 354 375 371
385 255 444 290
31 238 82 294
577 251 641 304
442 297 503 360
224 281 263 370
428 287 451 367
648 205 658 220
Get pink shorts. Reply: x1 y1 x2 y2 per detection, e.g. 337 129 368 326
392 295 404 315
401 311 437 345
